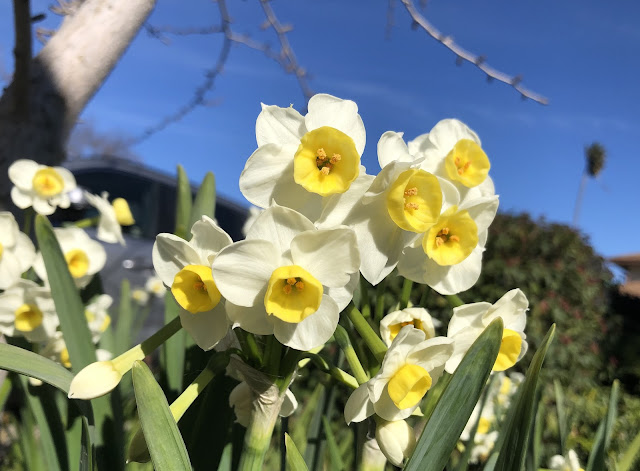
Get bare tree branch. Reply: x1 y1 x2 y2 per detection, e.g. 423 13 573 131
400 0 549 105
12 0 32 121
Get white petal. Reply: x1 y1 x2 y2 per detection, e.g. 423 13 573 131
448 302 492 337
316 170 374 229
10 186 32 209
239 143 296 209
179 303 229 351
85 238 107 275
189 216 233 263
8 159 38 189
55 167 76 190
0 253 23 290
152 234 203 286
407 336 454 373
426 119 481 154
0 212 18 246
256 103 305 147
280 389 298 417
305 94 366 155
407 133 431 156
325 272 359 311
290 227 359 288
377 131 414 169
32 196 56 215
273 295 339 351
459 195 499 234
445 328 481 373
344 384 374 424
482 289 528 332
33 253 47 283
438 177 461 212
211 239 279 307
225 300 274 336
246 205 315 255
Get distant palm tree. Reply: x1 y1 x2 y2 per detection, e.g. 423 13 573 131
573 142 606 226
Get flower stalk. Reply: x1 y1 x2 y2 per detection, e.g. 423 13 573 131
334 324 369 385
344 303 387 363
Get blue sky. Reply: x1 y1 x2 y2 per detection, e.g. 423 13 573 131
1 0 639 266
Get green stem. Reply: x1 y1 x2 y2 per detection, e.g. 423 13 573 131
418 285 429 307
264 335 282 377
302 352 358 389
374 278 387 321
359 276 371 319
72 216 99 229
236 329 263 366
334 324 369 385
399 278 413 309
445 294 465 308
344 303 387 363
22 207 34 237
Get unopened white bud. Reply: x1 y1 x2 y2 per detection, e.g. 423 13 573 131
375 419 416 467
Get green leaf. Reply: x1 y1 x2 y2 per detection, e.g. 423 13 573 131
285 433 309 471
586 379 619 471
405 318 503 471
321 417 344 470
161 292 186 398
0 374 12 412
616 425 640 471
554 379 568 453
35 215 96 371
0 343 73 392
189 171 216 227
494 324 556 471
114 279 134 355
79 415 93 471
175 165 193 240
293 383 323 459
132 360 192 471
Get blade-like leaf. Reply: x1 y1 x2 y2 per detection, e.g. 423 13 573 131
79 415 93 471
494 324 556 471
132 360 192 471
175 164 193 240
161 293 185 398
586 379 619 471
0 343 73 392
35 215 96 370
322 417 344 470
616 425 640 471
554 379 568 453
405 318 503 471
189 171 216 227
285 433 310 471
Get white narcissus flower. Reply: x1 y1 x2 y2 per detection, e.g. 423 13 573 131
344 326 452 423
153 216 232 351
85 294 112 343
549 450 584 471
9 159 77 215
240 94 373 225
33 227 106 288
145 275 166 298
0 212 35 289
242 206 263 237
445 289 529 374
346 132 459 285
0 280 58 343
379 307 440 347
228 381 298 427
84 192 135 245
375 419 416 467
396 188 499 295
211 205 360 351
407 119 495 202
131 288 150 306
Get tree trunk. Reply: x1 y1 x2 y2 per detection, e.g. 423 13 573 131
0 0 156 202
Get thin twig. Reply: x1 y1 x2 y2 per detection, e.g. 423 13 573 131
400 0 548 105
12 0 32 121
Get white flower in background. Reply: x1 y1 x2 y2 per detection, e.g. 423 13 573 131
33 227 106 288
153 216 232 351
549 450 584 471
9 159 77 215
0 279 58 343
212 205 360 351
228 381 298 427
345 326 452 423
408 119 495 201
84 192 135 245
145 275 166 298
0 212 35 289
461 400 496 443
379 307 440 347
396 188 499 295
242 206 263 237
468 431 499 463
445 289 528 374
240 94 373 225
85 294 112 343
375 419 416 467
494 371 524 406
131 288 150 306
346 132 459 285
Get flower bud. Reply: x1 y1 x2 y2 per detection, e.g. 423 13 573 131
375 419 416 467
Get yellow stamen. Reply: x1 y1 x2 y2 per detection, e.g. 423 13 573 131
404 187 418 196
386 169 442 233
320 166 331 176
317 148 327 159
295 281 305 291
283 284 293 295
330 153 341 164
404 202 419 210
